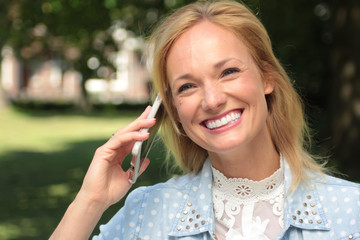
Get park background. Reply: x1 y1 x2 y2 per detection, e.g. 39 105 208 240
0 0 359 239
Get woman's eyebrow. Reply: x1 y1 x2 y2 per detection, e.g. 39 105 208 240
214 58 243 69
174 73 193 82
214 58 232 69
172 58 243 84
170 73 194 91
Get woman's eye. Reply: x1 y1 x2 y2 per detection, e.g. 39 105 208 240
178 83 193 93
222 68 239 77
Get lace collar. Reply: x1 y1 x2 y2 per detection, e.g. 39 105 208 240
211 155 284 203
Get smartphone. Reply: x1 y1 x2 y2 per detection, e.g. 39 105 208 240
129 94 163 184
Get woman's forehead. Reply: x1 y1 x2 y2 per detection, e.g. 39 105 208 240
166 21 252 81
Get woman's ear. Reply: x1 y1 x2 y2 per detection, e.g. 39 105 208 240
262 61 275 95
264 78 275 95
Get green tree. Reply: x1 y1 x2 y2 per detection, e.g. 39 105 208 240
329 0 360 180
0 0 173 109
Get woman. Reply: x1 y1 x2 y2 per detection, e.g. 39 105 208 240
51 1 360 239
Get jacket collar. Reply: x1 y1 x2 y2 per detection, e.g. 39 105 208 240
283 160 330 231
168 158 331 238
168 159 215 237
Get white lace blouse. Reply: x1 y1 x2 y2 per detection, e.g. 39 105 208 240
211 157 284 240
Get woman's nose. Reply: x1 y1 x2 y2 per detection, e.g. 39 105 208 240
201 83 226 111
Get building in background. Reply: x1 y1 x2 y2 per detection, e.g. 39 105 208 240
85 46 151 104
0 42 151 105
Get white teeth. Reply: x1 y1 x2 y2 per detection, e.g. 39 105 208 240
205 111 241 129
226 115 232 122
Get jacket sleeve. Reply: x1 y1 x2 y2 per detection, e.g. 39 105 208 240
92 186 148 240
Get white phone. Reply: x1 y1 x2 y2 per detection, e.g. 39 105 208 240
129 94 163 184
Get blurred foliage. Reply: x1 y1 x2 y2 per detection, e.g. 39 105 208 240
0 0 194 81
0 0 333 104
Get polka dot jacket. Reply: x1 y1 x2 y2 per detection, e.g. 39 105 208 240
93 159 360 240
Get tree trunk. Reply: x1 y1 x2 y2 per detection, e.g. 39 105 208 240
0 84 8 109
76 66 93 113
0 56 8 109
330 0 360 181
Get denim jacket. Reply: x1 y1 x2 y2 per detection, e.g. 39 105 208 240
93 159 360 240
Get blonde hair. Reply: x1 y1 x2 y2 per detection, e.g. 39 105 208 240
148 0 326 190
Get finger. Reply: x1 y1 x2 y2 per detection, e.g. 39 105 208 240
138 105 152 119
114 106 154 135
116 118 156 136
108 120 154 145
107 131 150 152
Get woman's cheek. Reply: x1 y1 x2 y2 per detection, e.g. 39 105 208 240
177 98 184 106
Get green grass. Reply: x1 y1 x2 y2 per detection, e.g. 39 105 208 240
0 106 173 240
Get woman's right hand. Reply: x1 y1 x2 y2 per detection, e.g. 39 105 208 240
50 106 155 240
76 105 155 210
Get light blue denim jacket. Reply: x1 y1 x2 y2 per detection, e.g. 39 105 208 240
94 159 360 240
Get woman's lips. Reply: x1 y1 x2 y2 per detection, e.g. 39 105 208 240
203 109 243 130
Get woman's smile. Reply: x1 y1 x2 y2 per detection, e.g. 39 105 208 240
202 109 243 131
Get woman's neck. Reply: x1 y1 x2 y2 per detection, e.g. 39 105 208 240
208 128 280 181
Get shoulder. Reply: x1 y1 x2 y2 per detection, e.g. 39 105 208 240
321 174 360 188
314 174 360 200
126 159 213 204
120 172 199 213
127 171 201 204
285 173 360 239
315 175 360 237
93 172 203 239
314 174 360 218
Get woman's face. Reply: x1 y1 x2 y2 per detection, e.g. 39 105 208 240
166 21 274 157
